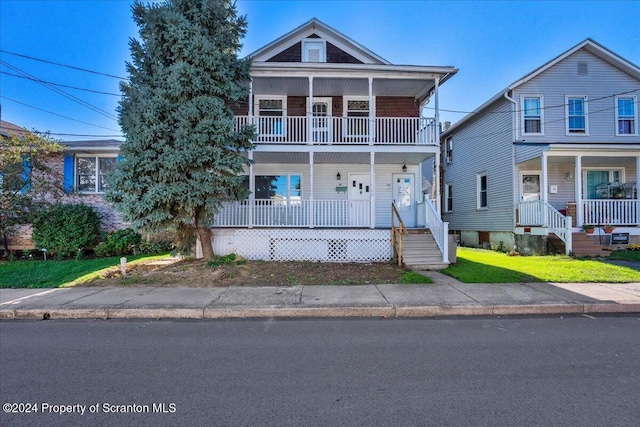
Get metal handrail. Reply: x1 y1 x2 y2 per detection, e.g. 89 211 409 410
391 203 408 266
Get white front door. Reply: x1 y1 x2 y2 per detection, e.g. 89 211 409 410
348 173 371 226
393 174 415 227
311 98 332 143
520 172 542 225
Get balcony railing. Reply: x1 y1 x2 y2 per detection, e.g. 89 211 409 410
213 199 371 228
235 116 437 145
582 199 640 226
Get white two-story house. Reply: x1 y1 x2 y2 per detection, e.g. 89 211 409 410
441 39 640 256
211 18 457 265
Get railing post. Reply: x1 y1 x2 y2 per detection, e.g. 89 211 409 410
565 216 572 255
442 221 449 263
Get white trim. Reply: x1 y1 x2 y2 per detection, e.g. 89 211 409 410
581 167 625 199
476 172 488 210
444 183 453 213
519 170 542 202
75 154 118 194
444 136 453 164
254 95 287 138
302 38 327 63
565 95 589 136
615 95 638 136
343 96 375 139
521 94 544 136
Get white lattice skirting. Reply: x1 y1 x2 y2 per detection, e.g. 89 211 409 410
214 229 392 262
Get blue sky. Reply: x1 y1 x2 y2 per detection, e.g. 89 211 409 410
1 0 639 141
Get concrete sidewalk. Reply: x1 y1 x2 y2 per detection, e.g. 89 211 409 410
1 271 639 320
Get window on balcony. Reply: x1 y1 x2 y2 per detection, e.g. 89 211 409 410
566 96 588 134
254 174 302 205
522 96 543 135
584 169 623 199
76 156 117 193
616 96 637 135
344 98 370 138
256 97 286 137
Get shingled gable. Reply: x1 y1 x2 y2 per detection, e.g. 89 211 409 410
248 17 389 65
442 38 640 136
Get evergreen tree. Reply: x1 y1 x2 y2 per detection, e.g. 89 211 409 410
109 0 255 259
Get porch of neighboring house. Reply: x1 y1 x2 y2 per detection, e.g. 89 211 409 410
515 149 640 255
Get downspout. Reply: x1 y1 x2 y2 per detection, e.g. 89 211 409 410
504 91 517 230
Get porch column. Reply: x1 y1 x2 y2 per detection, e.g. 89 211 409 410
541 152 548 226
248 150 254 228
309 151 314 228
248 78 253 126
637 156 640 224
434 142 442 215
368 77 374 146
370 152 375 228
307 76 313 145
434 77 440 145
575 155 582 227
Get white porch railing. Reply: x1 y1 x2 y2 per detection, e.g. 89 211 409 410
581 199 640 226
517 201 572 255
420 195 449 263
213 199 370 228
235 116 437 145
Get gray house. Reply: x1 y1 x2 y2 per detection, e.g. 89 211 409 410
440 39 640 256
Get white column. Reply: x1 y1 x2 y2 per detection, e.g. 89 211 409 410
309 151 314 228
248 150 254 228
370 152 375 228
434 77 440 145
636 156 640 225
434 147 441 215
368 77 374 145
541 153 548 226
248 78 253 125
575 155 582 227
307 76 314 145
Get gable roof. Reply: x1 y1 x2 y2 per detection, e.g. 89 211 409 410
0 120 28 138
248 17 390 64
442 38 640 137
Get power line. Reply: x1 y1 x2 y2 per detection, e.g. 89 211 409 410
1 71 122 96
1 60 119 122
0 95 122 132
0 49 127 80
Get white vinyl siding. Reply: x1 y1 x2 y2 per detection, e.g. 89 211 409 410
616 95 637 135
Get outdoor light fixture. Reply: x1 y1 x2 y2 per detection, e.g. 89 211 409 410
402 164 407 172
336 172 341 181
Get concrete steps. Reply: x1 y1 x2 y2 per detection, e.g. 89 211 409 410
398 230 449 270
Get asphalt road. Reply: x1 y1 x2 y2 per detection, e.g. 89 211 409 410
1 316 639 426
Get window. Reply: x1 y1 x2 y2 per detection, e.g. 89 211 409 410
255 96 286 137
344 97 370 138
616 96 637 135
566 96 588 134
302 39 326 63
76 156 117 193
477 173 487 209
444 137 453 164
522 96 543 134
253 174 301 204
445 184 453 213
584 169 623 199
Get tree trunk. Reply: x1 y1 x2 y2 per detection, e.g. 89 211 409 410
196 226 215 260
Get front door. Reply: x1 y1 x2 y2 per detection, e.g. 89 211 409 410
311 98 332 143
348 173 370 226
393 174 415 227
520 172 541 225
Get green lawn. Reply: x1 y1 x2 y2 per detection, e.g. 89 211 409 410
442 247 640 283
0 253 170 288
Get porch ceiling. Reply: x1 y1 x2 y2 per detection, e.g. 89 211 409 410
251 76 434 98
253 151 433 164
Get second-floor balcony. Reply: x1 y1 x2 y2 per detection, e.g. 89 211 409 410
235 115 437 146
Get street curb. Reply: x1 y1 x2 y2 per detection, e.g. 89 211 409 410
2 303 639 320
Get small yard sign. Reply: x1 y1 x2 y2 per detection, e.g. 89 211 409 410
611 233 629 245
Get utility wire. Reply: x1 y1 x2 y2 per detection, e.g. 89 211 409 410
0 95 122 132
1 71 121 96
1 60 119 122
0 49 127 80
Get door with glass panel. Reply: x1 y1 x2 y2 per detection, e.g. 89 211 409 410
311 98 331 143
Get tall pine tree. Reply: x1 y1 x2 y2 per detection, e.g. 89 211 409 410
109 0 255 259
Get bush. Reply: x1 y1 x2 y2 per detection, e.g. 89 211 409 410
94 228 142 257
32 203 100 258
135 241 174 255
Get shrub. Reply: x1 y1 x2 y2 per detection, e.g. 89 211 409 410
135 241 174 255
94 228 142 257
32 203 100 258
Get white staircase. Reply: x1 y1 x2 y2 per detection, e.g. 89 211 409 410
401 230 449 270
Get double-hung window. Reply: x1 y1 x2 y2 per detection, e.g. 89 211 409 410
566 96 588 134
255 96 286 138
616 96 637 135
522 96 543 135
445 184 453 213
344 97 370 139
444 136 453 164
76 156 117 193
477 173 488 209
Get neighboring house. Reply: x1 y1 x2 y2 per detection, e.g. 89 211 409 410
1 120 124 249
212 18 457 265
440 39 640 256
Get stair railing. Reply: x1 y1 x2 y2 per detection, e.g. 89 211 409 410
391 203 408 266
423 195 449 263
